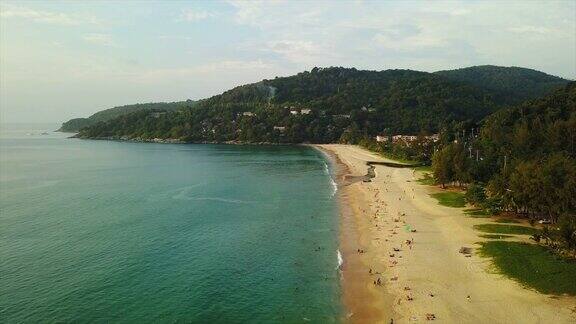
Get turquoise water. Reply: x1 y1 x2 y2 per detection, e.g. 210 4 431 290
0 124 341 323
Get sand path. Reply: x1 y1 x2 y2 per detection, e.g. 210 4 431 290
318 144 575 324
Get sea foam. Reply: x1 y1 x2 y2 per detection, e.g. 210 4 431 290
324 162 338 197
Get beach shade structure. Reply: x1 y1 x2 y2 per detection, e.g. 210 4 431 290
459 247 473 255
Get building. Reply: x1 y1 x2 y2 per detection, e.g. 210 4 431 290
150 112 166 118
426 134 440 142
389 134 439 146
392 135 418 144
333 114 351 119
290 110 299 115
300 109 311 114
392 135 414 147
242 112 255 117
376 135 389 142
273 126 286 132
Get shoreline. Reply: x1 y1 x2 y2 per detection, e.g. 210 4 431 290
316 144 575 324
69 135 307 146
313 145 395 323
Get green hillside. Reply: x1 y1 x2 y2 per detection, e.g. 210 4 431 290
76 67 504 142
435 65 570 103
58 100 195 132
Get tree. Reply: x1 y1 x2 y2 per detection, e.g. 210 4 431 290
465 183 486 206
432 145 454 188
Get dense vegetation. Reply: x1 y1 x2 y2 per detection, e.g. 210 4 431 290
75 66 563 142
432 83 576 254
58 101 195 132
435 65 569 104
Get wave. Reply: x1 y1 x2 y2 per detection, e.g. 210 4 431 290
336 249 343 270
169 184 252 204
324 162 338 198
170 183 206 200
330 177 338 197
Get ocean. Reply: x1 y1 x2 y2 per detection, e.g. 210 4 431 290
0 124 341 323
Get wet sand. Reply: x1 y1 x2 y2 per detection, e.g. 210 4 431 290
316 144 575 324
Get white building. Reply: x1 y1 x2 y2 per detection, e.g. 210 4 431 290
392 135 418 143
242 112 255 117
376 135 389 142
427 134 440 142
301 109 311 115
151 112 166 118
273 126 286 132
290 110 299 115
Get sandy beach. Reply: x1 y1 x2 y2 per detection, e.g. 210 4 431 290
317 144 575 324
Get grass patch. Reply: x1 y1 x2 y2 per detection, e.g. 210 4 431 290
414 165 432 172
417 173 435 185
430 192 466 208
495 218 521 224
478 241 576 295
479 234 513 239
474 224 537 235
464 208 491 218
378 152 420 165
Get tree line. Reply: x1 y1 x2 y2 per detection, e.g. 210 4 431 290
432 83 576 253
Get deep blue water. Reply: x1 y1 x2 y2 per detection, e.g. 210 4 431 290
0 124 341 323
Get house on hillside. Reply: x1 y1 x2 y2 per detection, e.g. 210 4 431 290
290 110 299 115
242 112 255 117
333 114 351 119
151 112 166 118
376 135 389 142
301 109 311 114
426 134 440 142
390 134 439 146
273 126 286 132
392 135 418 144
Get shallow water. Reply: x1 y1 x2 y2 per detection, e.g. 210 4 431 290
0 124 341 323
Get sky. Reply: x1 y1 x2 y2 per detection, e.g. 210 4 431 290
1 0 575 124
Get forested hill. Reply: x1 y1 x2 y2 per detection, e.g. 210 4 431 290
74 66 568 143
58 100 195 132
434 65 570 103
432 82 575 224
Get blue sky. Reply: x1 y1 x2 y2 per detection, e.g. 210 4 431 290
1 0 575 123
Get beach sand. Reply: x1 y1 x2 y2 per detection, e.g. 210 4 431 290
317 144 575 324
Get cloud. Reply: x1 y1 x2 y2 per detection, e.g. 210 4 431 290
373 31 447 52
0 4 95 25
147 60 274 78
158 35 194 41
83 33 114 46
227 0 265 26
179 8 215 22
509 25 552 34
266 40 331 64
